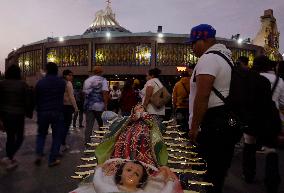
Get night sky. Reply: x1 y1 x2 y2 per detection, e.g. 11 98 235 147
0 0 283 72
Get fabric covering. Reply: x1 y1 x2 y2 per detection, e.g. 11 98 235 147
95 113 168 167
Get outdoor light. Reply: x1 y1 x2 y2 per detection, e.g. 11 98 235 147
24 61 30 66
237 38 243 44
49 57 55 62
13 47 17 51
59 37 64 42
106 32 111 38
177 67 187 72
144 52 151 59
158 33 164 38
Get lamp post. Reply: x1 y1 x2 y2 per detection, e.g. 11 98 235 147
231 34 250 44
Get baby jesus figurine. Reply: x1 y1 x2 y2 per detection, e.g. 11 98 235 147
71 159 183 193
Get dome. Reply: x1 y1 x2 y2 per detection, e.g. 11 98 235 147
83 2 131 34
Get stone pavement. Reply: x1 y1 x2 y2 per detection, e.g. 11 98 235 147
0 118 283 193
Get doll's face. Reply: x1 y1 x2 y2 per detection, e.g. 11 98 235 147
134 105 144 113
121 162 143 189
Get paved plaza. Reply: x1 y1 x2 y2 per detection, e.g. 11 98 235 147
0 118 283 193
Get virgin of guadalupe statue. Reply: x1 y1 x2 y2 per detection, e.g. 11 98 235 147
70 158 184 193
95 104 168 167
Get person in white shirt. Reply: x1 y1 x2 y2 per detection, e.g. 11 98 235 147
187 24 235 193
62 69 78 151
83 66 109 144
141 68 165 119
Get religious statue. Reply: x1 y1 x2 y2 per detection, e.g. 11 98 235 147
95 104 168 167
70 158 183 193
70 104 185 193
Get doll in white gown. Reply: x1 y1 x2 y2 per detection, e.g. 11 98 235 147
70 158 183 193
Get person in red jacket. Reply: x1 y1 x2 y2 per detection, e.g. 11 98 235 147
120 80 139 116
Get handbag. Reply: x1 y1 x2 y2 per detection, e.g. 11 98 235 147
150 81 171 109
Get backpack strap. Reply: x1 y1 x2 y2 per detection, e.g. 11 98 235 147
205 50 234 104
153 80 161 89
212 87 227 103
272 76 279 95
181 82 189 95
206 50 234 69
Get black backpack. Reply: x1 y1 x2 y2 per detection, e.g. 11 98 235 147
206 51 251 124
206 51 282 144
205 51 274 143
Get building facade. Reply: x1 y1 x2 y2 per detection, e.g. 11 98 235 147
5 3 264 86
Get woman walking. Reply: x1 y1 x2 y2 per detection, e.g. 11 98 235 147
0 65 31 169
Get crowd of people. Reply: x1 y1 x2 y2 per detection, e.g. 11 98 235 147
0 23 284 193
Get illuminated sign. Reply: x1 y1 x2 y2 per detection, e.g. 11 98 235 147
177 67 187 72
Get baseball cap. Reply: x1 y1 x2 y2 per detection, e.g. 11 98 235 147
186 24 216 44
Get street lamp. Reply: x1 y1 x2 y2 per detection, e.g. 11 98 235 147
157 25 163 38
232 34 250 44
59 37 64 42
237 38 243 44
158 33 164 38
106 32 111 38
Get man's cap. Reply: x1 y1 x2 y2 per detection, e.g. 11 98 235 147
93 66 103 74
186 24 216 44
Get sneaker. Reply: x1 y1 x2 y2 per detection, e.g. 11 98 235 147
48 159 61 167
6 160 18 170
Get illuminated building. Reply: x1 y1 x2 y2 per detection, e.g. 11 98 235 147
5 2 264 85
253 9 283 61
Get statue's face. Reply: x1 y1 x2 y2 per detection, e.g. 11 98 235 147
121 162 143 189
134 105 144 113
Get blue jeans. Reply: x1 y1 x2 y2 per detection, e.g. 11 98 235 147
36 111 64 163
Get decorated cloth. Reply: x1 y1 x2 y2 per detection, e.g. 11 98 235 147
70 158 183 193
95 113 168 167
